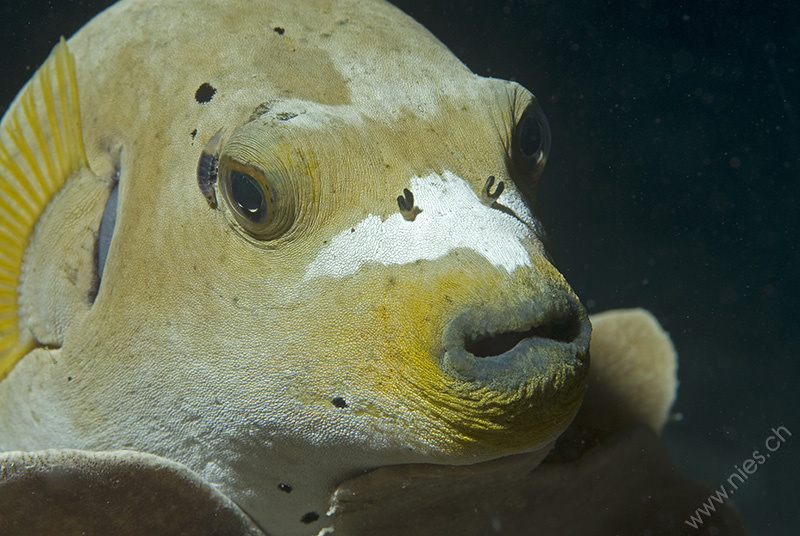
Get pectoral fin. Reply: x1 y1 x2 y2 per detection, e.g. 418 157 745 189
0 38 88 379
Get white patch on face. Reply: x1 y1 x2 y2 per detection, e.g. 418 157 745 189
304 171 534 279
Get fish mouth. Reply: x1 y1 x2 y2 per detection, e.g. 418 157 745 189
440 291 590 387
464 319 580 358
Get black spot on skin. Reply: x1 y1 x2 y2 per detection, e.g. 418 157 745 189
278 483 292 493
274 26 285 35
331 397 348 408
195 83 216 104
190 128 197 140
300 512 319 524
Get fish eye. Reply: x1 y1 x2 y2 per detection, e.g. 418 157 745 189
218 158 294 240
513 103 551 174
230 170 268 224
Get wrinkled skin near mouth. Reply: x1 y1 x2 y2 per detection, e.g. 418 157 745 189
334 258 595 460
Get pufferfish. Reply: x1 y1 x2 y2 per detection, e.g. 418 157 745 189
0 1 746 535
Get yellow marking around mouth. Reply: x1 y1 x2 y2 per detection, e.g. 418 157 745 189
311 253 587 458
393 271 581 454
0 38 87 380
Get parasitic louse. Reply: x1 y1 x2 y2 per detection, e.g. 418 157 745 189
483 175 505 202
196 128 224 208
397 187 420 221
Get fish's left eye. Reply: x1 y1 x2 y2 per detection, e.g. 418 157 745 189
512 102 551 176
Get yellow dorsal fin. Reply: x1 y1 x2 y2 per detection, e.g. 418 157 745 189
0 37 87 380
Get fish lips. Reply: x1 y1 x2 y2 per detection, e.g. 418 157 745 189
440 291 591 390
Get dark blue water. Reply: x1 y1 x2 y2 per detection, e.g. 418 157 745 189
2 1 798 534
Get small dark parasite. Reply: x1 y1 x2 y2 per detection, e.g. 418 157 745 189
483 175 505 202
397 188 414 211
397 188 420 221
197 128 224 208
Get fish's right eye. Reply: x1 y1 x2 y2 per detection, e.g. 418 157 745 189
218 157 295 241
229 170 269 224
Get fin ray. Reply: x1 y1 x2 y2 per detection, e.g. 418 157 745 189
7 115 48 207
0 145 42 219
21 89 58 192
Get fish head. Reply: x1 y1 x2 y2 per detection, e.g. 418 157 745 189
0 3 591 531
135 79 590 466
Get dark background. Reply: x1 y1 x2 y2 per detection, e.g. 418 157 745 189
2 1 797 534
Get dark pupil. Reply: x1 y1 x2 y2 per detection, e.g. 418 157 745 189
231 171 267 222
519 116 542 158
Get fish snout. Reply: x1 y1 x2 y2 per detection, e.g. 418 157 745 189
441 289 590 387
391 278 593 457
